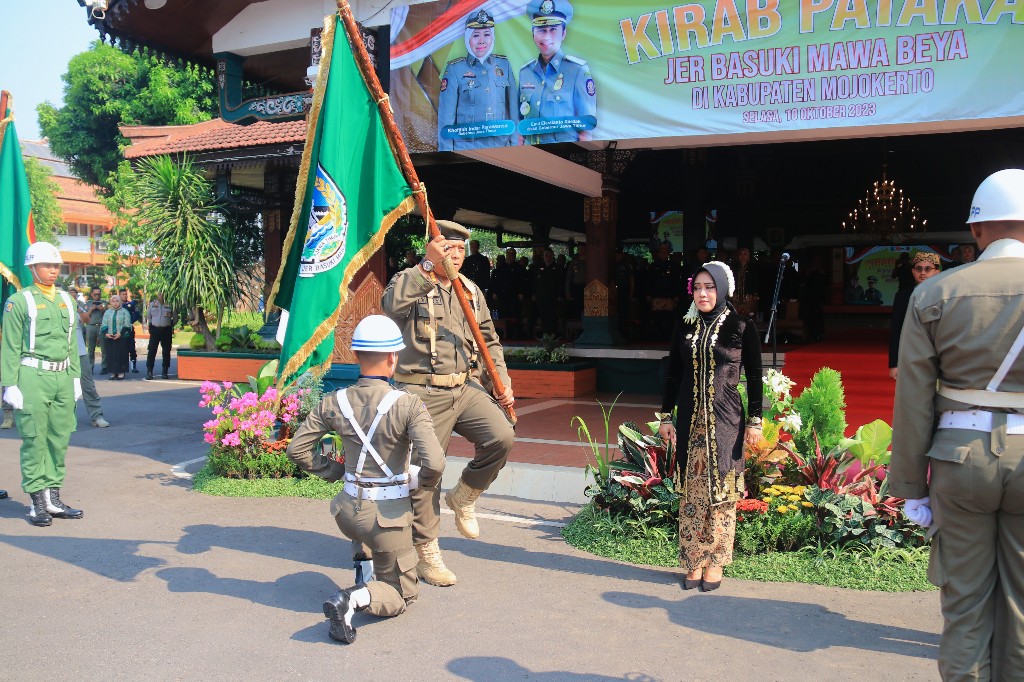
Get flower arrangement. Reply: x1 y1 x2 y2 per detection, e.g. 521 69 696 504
199 379 308 479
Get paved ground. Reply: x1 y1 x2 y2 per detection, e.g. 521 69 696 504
0 372 943 680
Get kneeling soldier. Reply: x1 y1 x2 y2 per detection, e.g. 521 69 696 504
287 315 445 644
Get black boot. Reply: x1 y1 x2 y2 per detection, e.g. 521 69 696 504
45 488 84 519
146 370 153 380
323 586 364 644
162 368 169 379
0 488 8 500
132 361 139 373
28 491 52 526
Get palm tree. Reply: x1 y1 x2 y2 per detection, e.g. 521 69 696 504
129 154 237 350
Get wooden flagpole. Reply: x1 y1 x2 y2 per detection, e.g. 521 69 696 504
335 1 516 424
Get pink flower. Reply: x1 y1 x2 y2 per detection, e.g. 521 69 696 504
212 406 224 415
221 431 241 447
686 277 694 296
203 419 219 429
281 414 292 423
204 433 216 444
223 382 233 389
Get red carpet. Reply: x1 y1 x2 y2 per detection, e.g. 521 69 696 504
780 329 895 436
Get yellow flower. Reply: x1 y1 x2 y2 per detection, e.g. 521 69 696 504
769 490 780 496
761 498 772 503
801 501 813 507
777 506 788 514
787 495 800 501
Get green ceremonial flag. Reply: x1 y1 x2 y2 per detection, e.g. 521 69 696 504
0 91 37 294
269 14 415 386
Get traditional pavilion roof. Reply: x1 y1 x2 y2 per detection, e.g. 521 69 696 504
121 119 307 159
80 0 307 93
21 139 113 224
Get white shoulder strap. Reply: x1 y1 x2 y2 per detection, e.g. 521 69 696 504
335 388 407 482
988 322 1024 392
58 290 75 346
22 290 37 352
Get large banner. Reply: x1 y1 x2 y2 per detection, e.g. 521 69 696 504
842 244 954 306
389 0 1024 153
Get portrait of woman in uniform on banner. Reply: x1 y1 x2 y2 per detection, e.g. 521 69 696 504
437 10 519 151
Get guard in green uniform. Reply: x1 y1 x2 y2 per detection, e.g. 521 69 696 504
382 220 515 586
287 315 445 644
1 242 83 526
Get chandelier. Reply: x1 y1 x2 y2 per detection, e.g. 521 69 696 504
842 164 927 239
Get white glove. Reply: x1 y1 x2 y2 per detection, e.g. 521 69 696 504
74 378 83 401
904 497 932 527
3 385 24 410
408 464 421 491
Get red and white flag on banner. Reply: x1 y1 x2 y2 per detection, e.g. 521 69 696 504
389 0 527 69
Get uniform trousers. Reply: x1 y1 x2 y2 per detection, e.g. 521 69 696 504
85 324 104 372
928 422 1024 681
15 368 76 493
399 381 514 544
333 494 418 617
146 325 173 372
77 352 103 422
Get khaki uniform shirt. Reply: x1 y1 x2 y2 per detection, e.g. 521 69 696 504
286 378 446 518
1 284 81 386
381 267 510 390
889 238 1024 499
148 301 175 327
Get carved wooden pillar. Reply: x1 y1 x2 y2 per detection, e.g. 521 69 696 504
572 149 635 347
262 165 294 302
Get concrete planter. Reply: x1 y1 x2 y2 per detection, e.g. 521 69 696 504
507 361 596 399
177 349 276 383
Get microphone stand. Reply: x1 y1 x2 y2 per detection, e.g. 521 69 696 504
764 256 788 371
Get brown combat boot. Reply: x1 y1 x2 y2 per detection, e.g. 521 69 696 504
415 539 456 586
1 410 13 429
445 479 484 539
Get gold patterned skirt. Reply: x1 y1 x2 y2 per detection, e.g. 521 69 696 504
677 407 738 571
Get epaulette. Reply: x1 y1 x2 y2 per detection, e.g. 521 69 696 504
565 55 588 65
493 54 509 60
446 56 467 66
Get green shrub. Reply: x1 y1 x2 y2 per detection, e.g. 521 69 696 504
807 486 925 549
189 333 206 350
735 487 817 555
207 448 302 479
793 368 847 457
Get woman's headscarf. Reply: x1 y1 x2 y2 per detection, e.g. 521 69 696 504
684 260 735 322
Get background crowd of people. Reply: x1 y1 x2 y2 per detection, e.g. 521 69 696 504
388 239 830 344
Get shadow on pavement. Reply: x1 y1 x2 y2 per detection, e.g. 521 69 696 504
155 567 336 614
448 657 658 681
175 524 348 570
444 536 672 584
0 532 168 582
603 590 939 659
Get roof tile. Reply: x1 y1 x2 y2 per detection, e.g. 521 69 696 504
123 119 307 159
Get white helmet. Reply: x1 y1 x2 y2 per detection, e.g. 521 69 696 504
24 242 63 266
350 314 405 352
967 168 1024 223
